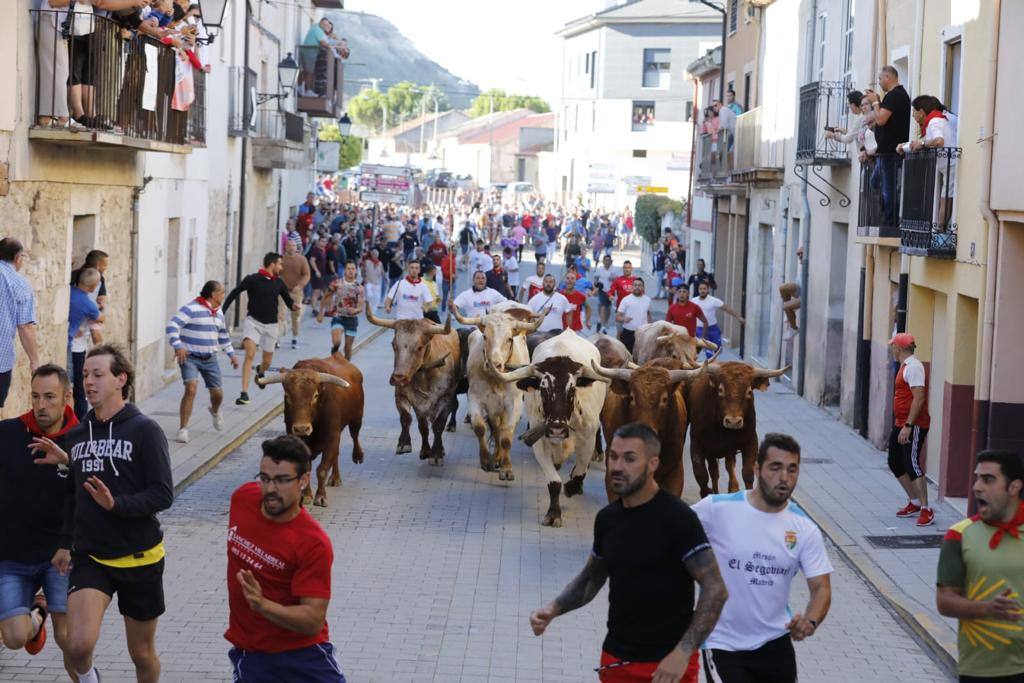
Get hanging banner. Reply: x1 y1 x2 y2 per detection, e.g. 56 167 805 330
316 142 340 172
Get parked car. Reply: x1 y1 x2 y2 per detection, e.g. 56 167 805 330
431 171 454 188
502 181 536 203
453 174 477 191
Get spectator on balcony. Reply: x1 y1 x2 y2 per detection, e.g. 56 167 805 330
36 1 76 129
865 66 911 226
66 0 98 127
300 17 335 97
825 90 866 147
725 89 744 115
899 95 958 230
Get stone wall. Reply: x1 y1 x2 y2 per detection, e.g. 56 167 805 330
0 180 134 418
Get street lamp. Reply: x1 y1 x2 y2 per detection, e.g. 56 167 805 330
338 113 352 138
197 0 229 40
257 54 300 105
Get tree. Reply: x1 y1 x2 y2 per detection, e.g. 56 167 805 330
318 123 363 169
634 195 685 246
468 89 551 117
348 83 451 133
348 88 387 132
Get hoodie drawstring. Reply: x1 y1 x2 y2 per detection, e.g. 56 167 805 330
87 419 119 477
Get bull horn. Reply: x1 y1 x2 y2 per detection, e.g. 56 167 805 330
514 313 545 334
255 371 287 388
668 357 709 383
316 372 351 389
494 364 535 383
420 352 451 371
708 346 723 363
589 359 632 383
753 365 791 379
365 302 396 329
656 333 676 343
627 362 641 369
424 317 450 336
452 307 481 326
697 338 719 351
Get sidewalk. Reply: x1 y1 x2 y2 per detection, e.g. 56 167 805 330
140 310 384 492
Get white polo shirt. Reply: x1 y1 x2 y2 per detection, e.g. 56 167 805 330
386 278 432 320
453 287 504 318
617 293 652 331
694 294 724 328
593 264 619 293
528 291 573 332
692 492 833 652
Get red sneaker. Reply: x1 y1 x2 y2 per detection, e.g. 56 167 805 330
896 502 921 517
916 508 935 527
24 597 48 655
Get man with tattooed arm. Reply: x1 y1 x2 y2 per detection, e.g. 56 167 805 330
529 422 727 683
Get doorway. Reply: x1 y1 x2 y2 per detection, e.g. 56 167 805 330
822 222 848 405
164 218 181 371
71 215 98 271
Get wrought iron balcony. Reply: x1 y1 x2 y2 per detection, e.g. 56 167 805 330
732 107 784 187
796 81 850 165
899 147 961 259
29 10 204 152
296 46 345 118
856 154 902 239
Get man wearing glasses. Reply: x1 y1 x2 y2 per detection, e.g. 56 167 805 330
0 238 40 407
225 435 346 682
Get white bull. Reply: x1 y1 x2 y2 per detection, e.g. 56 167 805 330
633 320 718 367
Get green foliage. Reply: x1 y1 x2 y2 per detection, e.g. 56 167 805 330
318 123 364 169
468 88 551 118
634 195 685 246
348 82 451 133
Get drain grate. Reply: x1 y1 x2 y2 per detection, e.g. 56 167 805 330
865 534 945 550
801 457 834 464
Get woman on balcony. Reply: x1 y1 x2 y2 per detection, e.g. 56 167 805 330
898 95 958 231
36 1 77 128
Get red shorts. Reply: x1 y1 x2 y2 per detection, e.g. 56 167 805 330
597 650 700 682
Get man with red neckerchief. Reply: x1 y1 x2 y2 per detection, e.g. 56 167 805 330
223 253 299 406
384 260 433 321
937 450 1024 683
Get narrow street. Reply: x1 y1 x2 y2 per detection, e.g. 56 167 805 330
0 283 954 680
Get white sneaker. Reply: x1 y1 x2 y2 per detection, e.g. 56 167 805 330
176 428 190 444
209 408 223 431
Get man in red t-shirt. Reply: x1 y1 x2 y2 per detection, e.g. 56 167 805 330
665 287 708 339
887 333 934 527
609 260 637 309
427 233 448 266
225 436 346 682
561 271 590 332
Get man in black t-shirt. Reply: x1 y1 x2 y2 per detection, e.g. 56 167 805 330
866 65 911 225
530 423 727 683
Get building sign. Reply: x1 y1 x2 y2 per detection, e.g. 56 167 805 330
358 164 413 205
316 142 340 172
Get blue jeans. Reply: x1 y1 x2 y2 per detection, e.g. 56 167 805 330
441 278 451 311
0 560 69 620
180 352 223 389
697 324 723 359
872 155 901 226
229 643 346 683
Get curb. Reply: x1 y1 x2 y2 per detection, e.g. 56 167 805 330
173 325 388 496
791 491 958 677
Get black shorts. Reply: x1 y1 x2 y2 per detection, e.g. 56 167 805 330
0 370 11 408
703 634 797 683
618 329 636 353
597 290 611 308
69 553 165 621
888 424 928 481
68 34 94 86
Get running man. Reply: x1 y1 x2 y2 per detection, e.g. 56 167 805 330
520 261 546 304
694 281 744 359
608 260 637 311
280 240 311 350
166 281 240 444
615 278 652 354
34 344 174 683
384 260 433 320
226 435 346 682
318 261 364 359
887 332 934 526
223 253 299 406
527 274 573 334
937 449 1023 683
453 271 505 320
0 365 79 675
693 433 833 683
561 270 591 333
530 423 727 683
665 286 708 340
592 254 619 333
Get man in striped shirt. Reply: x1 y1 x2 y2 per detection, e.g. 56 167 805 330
166 281 239 444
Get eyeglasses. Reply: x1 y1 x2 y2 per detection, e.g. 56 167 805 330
254 473 300 486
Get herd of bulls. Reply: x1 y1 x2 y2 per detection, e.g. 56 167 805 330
254 302 788 523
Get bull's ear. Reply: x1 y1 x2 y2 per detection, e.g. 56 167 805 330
752 377 772 392
610 379 630 395
516 377 540 391
577 377 599 388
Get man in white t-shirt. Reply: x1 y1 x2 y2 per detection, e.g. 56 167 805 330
693 433 833 683
453 271 504 320
527 274 573 333
592 254 620 334
384 260 433 320
694 281 744 359
615 278 651 353
519 261 546 304
469 241 493 275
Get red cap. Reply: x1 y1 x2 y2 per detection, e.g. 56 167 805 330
889 332 916 348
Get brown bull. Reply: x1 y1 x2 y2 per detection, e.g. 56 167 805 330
255 354 363 507
633 320 718 367
685 361 789 497
591 358 706 501
366 304 461 465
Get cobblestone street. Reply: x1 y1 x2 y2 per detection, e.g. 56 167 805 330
0 318 954 682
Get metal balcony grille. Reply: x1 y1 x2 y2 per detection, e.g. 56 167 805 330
899 147 961 258
796 81 850 165
856 154 902 237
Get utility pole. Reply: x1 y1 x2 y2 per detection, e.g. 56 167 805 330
433 94 439 147
488 94 494 185
419 94 426 155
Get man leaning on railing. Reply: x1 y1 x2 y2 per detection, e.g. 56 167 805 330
898 95 959 232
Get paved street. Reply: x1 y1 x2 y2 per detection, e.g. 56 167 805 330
0 292 954 681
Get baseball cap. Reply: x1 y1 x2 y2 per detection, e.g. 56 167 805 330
888 332 915 348
671 277 684 287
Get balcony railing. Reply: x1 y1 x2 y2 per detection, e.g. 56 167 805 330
899 147 961 258
254 110 306 143
856 153 902 238
296 46 345 118
251 110 311 170
696 131 733 185
30 10 204 150
796 81 850 165
228 66 257 137
732 107 784 186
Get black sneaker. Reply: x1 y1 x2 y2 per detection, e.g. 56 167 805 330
236 392 251 405
254 364 265 380
291 338 298 349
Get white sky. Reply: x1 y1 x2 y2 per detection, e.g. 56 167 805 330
344 0 603 106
